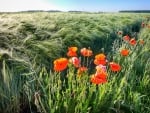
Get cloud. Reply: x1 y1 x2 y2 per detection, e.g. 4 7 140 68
0 0 59 12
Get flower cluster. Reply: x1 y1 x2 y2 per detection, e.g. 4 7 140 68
53 28 145 85
123 34 144 46
53 46 122 85
121 34 145 57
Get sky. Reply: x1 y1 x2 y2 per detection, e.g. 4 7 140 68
0 0 150 12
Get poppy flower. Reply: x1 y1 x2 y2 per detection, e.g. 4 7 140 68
129 38 136 46
91 65 107 85
54 58 68 71
118 31 123 35
96 64 106 72
67 47 78 57
95 70 107 80
139 39 144 45
70 57 80 68
94 53 107 65
94 59 106 65
109 62 121 72
120 49 129 56
141 22 145 27
91 74 107 85
77 66 88 76
80 48 93 57
95 53 106 60
123 35 130 42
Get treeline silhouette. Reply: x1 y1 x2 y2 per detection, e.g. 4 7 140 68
1 10 150 13
119 10 150 13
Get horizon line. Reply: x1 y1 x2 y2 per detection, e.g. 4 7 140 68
1 9 150 13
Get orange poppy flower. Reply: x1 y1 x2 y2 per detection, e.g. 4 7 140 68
91 64 107 85
91 74 107 85
123 35 130 41
139 39 144 45
94 59 106 65
129 38 136 46
95 70 107 80
77 66 88 76
94 53 106 65
54 58 68 71
80 48 93 57
70 57 80 68
67 47 78 57
109 62 121 72
95 53 106 60
120 49 129 56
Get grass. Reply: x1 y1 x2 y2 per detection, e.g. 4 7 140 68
0 12 150 113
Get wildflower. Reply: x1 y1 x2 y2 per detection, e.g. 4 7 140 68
91 64 107 85
96 64 106 72
139 39 144 45
54 58 68 71
69 57 80 68
67 47 78 57
120 49 129 56
95 70 107 80
94 53 107 65
123 35 130 42
129 38 136 46
141 22 145 27
80 48 93 57
77 66 88 76
91 74 107 85
118 31 123 35
109 62 121 72
95 53 106 60
94 59 106 66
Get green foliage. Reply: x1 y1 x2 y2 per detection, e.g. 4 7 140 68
0 12 150 113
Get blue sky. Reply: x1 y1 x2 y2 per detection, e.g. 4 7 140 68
47 0 150 12
0 0 150 12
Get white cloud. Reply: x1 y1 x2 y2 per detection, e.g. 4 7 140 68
0 0 59 12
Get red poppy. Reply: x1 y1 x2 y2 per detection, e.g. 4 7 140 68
120 49 129 56
129 38 136 46
139 39 144 45
109 62 121 72
95 70 107 80
70 57 80 68
67 47 78 57
123 35 130 42
54 58 68 71
80 48 93 57
91 65 107 85
77 66 88 76
94 53 107 65
95 53 106 60
94 59 106 65
91 74 107 85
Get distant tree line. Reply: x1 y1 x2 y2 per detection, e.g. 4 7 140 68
21 10 62 12
1 10 150 13
0 10 62 13
119 10 150 13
